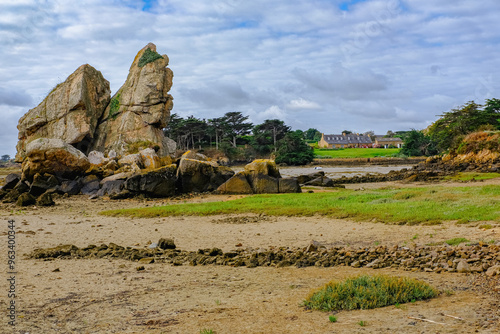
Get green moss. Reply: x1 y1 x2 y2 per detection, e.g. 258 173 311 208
303 275 438 311
138 48 163 67
108 93 121 120
126 140 154 154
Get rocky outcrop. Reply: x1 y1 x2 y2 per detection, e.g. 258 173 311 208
124 165 177 197
91 43 174 157
16 64 110 161
22 138 90 179
217 159 301 194
177 151 234 193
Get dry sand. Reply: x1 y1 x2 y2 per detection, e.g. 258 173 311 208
1 179 499 333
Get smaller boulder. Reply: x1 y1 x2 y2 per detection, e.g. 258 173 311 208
36 192 55 206
118 154 143 168
251 174 279 194
278 178 301 193
158 238 176 250
60 180 82 195
217 172 253 194
3 173 21 190
456 260 471 273
88 151 107 165
139 148 161 169
97 180 125 197
81 175 101 195
16 193 36 206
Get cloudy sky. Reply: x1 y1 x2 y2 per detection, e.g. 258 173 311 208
1 0 499 157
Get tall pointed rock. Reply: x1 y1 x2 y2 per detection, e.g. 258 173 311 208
91 43 175 157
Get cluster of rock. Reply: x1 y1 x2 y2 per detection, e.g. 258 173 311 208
28 241 500 276
1 152 301 206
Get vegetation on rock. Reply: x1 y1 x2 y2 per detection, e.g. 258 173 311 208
138 48 163 67
108 93 121 119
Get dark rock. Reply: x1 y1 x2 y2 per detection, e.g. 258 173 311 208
297 171 324 184
109 189 133 200
158 238 176 250
81 175 101 195
217 172 253 194
96 180 125 197
251 174 279 194
30 173 60 196
36 192 55 206
3 173 21 190
60 180 82 195
278 178 301 193
16 193 36 206
125 165 177 197
14 181 30 194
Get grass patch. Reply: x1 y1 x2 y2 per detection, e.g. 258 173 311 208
329 315 337 323
314 148 400 159
303 275 438 311
444 172 500 182
445 238 469 246
100 185 500 224
138 48 163 67
479 224 493 229
200 329 215 334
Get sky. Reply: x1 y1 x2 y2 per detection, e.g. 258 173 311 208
1 0 500 157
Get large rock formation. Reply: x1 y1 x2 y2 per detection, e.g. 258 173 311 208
16 64 111 161
91 43 175 157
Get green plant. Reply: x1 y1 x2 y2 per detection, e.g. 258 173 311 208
445 238 469 246
200 329 215 334
138 48 163 67
303 275 438 311
329 315 337 323
358 320 366 326
412 234 418 240
479 224 493 229
109 93 121 119
215 299 221 305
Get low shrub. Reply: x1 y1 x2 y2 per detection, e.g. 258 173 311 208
303 275 437 311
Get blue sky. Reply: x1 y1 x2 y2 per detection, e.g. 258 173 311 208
0 0 499 157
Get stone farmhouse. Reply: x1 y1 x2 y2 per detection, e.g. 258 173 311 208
374 136 404 148
318 133 404 149
318 133 373 149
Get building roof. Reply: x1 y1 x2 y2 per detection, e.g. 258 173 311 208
374 136 403 142
322 134 372 145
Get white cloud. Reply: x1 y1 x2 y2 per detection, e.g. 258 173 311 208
0 0 500 156
286 98 321 110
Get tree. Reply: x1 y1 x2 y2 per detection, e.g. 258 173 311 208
342 130 352 135
275 131 315 165
222 112 253 148
304 128 322 142
427 99 500 153
253 119 291 154
400 130 438 157
1 154 10 161
385 130 395 138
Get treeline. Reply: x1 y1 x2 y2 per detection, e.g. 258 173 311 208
163 112 316 165
401 98 500 156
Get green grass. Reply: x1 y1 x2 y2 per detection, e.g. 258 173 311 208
444 172 500 182
314 148 400 159
329 315 337 323
445 238 469 246
100 185 500 224
303 275 438 311
200 329 215 334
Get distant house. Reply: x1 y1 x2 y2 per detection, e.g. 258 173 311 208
318 133 373 149
374 136 404 148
